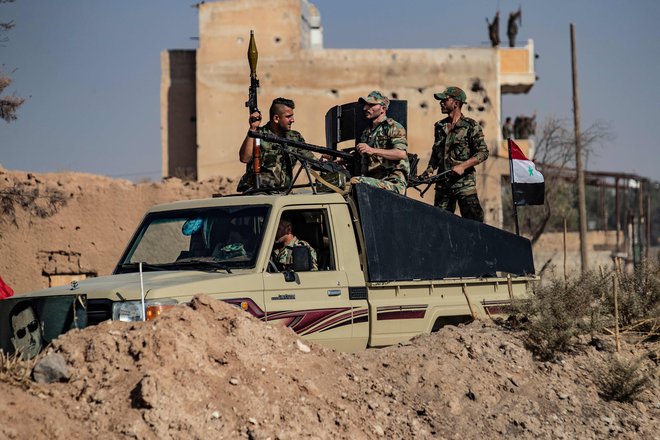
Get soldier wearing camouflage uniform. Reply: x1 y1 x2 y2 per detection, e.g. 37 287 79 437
271 215 318 271
238 97 313 193
349 91 410 195
423 87 489 222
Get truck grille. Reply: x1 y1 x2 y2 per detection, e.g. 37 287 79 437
86 299 113 325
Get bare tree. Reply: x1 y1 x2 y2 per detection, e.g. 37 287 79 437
1 0 25 123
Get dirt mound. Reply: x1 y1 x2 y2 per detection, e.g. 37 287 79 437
0 295 657 439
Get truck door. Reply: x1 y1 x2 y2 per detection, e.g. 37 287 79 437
263 207 358 351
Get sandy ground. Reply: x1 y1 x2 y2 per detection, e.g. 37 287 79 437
0 295 657 439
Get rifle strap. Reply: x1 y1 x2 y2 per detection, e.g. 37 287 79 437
309 169 348 196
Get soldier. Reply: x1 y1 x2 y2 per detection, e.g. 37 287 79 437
349 91 410 195
422 86 489 222
507 8 522 48
237 97 313 193
271 214 317 271
513 113 536 139
502 116 514 139
486 11 500 47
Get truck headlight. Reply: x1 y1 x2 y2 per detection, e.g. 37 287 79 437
112 299 179 322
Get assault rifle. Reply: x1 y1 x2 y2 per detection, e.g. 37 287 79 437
247 131 354 194
283 147 351 193
408 169 452 197
248 131 354 162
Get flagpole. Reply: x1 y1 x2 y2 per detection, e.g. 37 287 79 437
508 138 520 235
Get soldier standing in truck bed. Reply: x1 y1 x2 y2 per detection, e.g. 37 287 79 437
422 86 489 222
349 91 410 195
237 97 313 193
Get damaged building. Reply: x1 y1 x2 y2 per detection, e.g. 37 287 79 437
160 0 537 226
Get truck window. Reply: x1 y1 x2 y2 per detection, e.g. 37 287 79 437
115 205 270 273
269 209 335 272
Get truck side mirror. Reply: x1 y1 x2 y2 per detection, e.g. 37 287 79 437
292 246 312 272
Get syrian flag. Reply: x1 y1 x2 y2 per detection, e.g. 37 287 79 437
0 276 14 299
509 139 544 206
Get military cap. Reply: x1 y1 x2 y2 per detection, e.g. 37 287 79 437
358 91 390 107
433 86 467 103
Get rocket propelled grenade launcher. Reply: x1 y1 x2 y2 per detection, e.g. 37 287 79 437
246 30 260 120
245 31 262 187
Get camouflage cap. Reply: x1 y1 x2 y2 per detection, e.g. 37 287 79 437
433 86 467 103
358 91 390 107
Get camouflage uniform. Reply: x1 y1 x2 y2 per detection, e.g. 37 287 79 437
237 122 313 193
427 115 489 222
352 118 410 195
271 237 318 271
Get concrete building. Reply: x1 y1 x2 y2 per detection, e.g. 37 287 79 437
161 0 536 225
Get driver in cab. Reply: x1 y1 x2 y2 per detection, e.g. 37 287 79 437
271 215 317 271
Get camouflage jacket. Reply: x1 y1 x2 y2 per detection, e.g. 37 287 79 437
271 237 318 271
426 115 489 195
237 123 313 192
359 118 410 186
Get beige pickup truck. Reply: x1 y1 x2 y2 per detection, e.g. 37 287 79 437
2 184 535 356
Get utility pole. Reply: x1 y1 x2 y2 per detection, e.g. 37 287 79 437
571 23 588 272
646 183 652 261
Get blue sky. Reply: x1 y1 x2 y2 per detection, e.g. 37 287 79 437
2 0 659 181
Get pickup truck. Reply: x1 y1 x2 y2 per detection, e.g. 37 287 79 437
1 184 535 356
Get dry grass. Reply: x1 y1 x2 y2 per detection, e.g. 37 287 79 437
0 349 36 387
516 262 660 360
606 261 660 331
596 355 653 403
515 272 609 360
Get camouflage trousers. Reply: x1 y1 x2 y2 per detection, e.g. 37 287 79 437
434 192 484 222
350 176 406 195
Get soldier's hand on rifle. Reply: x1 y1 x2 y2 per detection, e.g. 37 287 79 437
356 143 374 156
322 154 345 165
451 163 468 176
249 111 262 129
420 167 433 180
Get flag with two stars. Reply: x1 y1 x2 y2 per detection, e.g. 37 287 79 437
508 139 545 206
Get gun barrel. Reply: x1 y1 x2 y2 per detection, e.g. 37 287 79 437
408 169 453 187
248 131 354 161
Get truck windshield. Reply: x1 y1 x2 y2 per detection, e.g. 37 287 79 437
115 205 270 273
